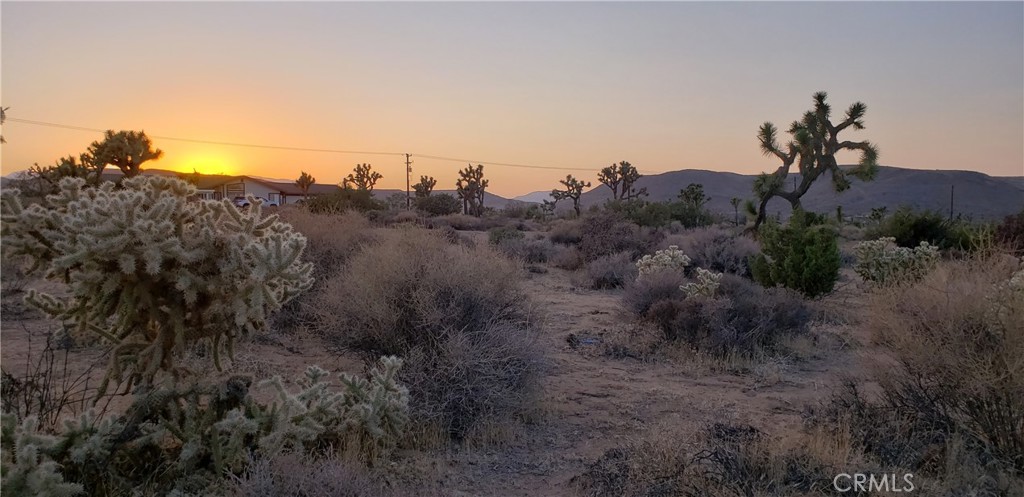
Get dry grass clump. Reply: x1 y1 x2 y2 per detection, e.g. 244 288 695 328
573 423 836 497
230 452 428 497
548 218 583 245
550 244 585 271
660 226 760 277
580 251 638 289
803 254 1024 494
622 270 688 315
314 227 544 441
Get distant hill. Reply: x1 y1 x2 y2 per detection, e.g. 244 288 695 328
576 166 1024 220
513 191 555 204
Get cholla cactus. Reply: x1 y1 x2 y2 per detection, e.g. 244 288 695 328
1 414 84 496
256 356 408 463
0 176 314 394
636 245 691 277
854 237 939 287
680 267 723 297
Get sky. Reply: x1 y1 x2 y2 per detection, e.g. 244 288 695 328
2 1 1022 198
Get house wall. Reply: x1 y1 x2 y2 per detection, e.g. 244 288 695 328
218 180 291 205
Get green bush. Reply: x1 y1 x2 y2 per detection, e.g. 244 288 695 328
487 226 525 245
866 206 983 251
414 193 462 217
305 188 385 214
751 211 840 298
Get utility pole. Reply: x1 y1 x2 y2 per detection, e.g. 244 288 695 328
405 153 413 210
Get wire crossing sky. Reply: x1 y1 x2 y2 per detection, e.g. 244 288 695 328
2 2 1022 196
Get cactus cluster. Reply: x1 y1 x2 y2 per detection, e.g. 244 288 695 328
636 245 691 277
0 176 314 393
853 237 939 286
0 358 408 496
680 268 723 298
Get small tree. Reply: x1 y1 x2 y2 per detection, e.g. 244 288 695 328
671 183 713 228
751 91 879 229
295 171 316 199
730 197 741 226
598 161 647 201
343 163 382 191
413 175 436 198
455 164 488 217
87 130 164 178
415 193 461 216
751 210 840 298
551 175 590 216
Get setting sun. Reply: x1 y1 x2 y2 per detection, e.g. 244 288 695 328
168 150 239 176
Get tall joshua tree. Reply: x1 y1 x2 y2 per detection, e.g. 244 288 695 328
343 163 382 191
551 175 591 216
456 164 488 217
598 161 647 201
748 91 879 229
87 130 164 178
413 175 437 197
296 171 316 199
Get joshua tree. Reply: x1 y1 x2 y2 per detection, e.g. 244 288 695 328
413 175 437 197
730 197 741 226
551 175 591 216
28 154 103 189
598 161 647 201
87 130 164 178
455 164 488 217
678 183 709 210
748 91 879 229
343 163 382 191
296 171 316 198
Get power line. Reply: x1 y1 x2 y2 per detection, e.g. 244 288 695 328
6 118 404 157
6 116 652 174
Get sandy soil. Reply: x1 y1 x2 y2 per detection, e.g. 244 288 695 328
0 263 878 496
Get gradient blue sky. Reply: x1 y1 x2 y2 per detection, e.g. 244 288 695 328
2 1 1022 196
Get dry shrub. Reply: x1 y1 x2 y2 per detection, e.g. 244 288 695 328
660 226 760 277
645 274 811 357
548 219 583 245
622 270 687 315
859 255 1024 478
272 209 376 333
550 245 585 271
495 237 555 264
314 228 543 441
430 213 483 231
578 210 663 261
582 251 637 289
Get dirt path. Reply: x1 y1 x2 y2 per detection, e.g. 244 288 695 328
426 268 864 496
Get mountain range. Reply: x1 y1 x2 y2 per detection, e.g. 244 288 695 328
516 166 1024 220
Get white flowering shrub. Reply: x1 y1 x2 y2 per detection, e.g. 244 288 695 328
680 267 723 298
853 237 939 286
0 177 314 394
636 245 691 278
